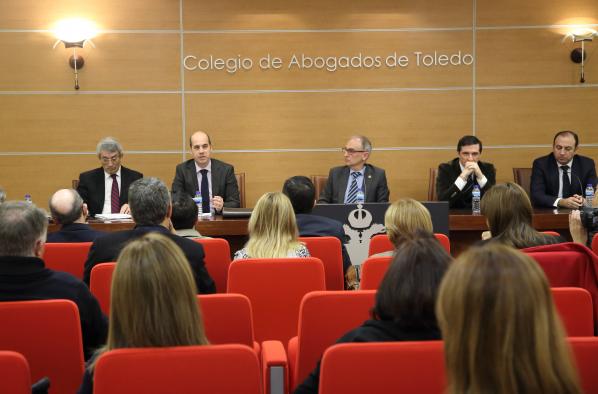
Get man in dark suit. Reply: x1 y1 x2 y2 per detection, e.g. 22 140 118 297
76 137 143 217
47 189 104 243
172 131 240 213
437 135 496 209
83 177 216 294
531 130 597 209
318 135 390 204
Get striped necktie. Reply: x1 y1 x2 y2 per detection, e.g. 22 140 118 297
110 174 120 213
346 172 362 203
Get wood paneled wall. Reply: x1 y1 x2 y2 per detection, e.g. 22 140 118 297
1 0 597 207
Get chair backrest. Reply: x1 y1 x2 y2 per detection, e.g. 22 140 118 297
359 256 393 290
592 233 598 255
291 291 376 390
193 238 231 293
72 179 79 189
90 262 117 315
552 288 594 336
513 167 533 197
227 258 326 346
0 351 31 394
42 242 93 280
299 237 344 290
235 172 246 208
428 168 438 201
368 234 450 256
94 345 262 394
0 300 85 394
319 341 446 394
311 175 329 201
570 337 598 394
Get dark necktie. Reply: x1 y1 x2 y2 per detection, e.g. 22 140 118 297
200 169 210 213
110 174 120 213
561 165 571 198
346 172 362 203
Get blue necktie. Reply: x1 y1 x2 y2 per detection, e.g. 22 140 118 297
346 172 362 203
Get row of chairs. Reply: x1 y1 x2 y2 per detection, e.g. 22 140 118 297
0 287 594 394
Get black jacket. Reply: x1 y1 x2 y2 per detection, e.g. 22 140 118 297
46 223 105 243
83 225 216 294
436 158 496 209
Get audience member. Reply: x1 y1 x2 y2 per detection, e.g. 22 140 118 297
295 233 452 394
77 233 209 394
84 177 215 294
171 193 205 239
480 182 563 248
437 244 581 394
373 198 433 257
318 135 389 204
234 192 310 259
76 137 143 216
0 201 107 360
47 189 104 243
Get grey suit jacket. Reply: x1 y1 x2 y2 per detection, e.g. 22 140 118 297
318 164 390 204
171 158 240 208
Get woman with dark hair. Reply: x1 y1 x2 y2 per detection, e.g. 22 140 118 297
294 232 452 394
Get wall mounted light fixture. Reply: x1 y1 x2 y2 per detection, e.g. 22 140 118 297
564 27 597 83
52 18 98 89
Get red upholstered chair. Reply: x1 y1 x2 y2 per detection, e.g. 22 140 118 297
359 256 392 290
192 238 231 293
542 230 561 237
0 300 85 394
570 337 598 394
552 288 594 336
0 351 31 394
42 242 92 280
93 345 262 394
299 237 344 290
319 341 446 394
368 234 450 256
592 233 598 255
90 262 117 315
227 258 326 347
288 291 376 391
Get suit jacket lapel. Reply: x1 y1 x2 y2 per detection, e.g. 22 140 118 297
337 167 350 203
364 165 373 201
119 167 128 205
186 160 199 193
548 155 560 195
211 160 222 197
571 156 583 194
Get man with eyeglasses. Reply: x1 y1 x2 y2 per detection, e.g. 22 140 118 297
531 130 596 209
436 135 496 209
76 137 143 216
318 135 389 204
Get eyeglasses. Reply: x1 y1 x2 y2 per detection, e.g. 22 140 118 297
341 148 366 154
100 155 121 163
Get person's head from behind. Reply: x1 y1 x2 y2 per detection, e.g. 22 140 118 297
0 201 47 257
246 192 299 258
49 189 87 225
171 193 198 231
109 233 208 349
372 232 452 330
282 176 315 214
436 244 580 394
128 178 171 226
384 198 433 248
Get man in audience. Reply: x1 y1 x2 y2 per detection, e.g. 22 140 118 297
47 189 104 243
84 177 216 294
76 137 143 217
172 130 240 214
171 193 205 239
283 176 357 288
318 135 390 204
531 130 597 209
436 135 496 209
0 201 107 359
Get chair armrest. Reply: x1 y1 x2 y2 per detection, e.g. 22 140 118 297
262 340 288 394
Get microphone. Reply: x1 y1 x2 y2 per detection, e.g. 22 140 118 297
572 172 585 197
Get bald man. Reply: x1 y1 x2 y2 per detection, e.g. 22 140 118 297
172 131 240 213
47 189 104 243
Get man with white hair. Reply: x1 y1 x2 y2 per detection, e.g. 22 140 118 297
76 137 143 216
47 189 104 243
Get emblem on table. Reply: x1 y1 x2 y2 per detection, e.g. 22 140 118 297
343 204 386 268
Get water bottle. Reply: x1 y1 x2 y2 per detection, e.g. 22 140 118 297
472 185 481 214
585 184 595 208
193 191 202 217
24 194 32 204
356 189 365 204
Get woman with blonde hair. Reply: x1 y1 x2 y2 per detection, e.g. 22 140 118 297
373 198 433 257
436 243 581 394
234 192 309 259
481 182 562 248
78 233 208 393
